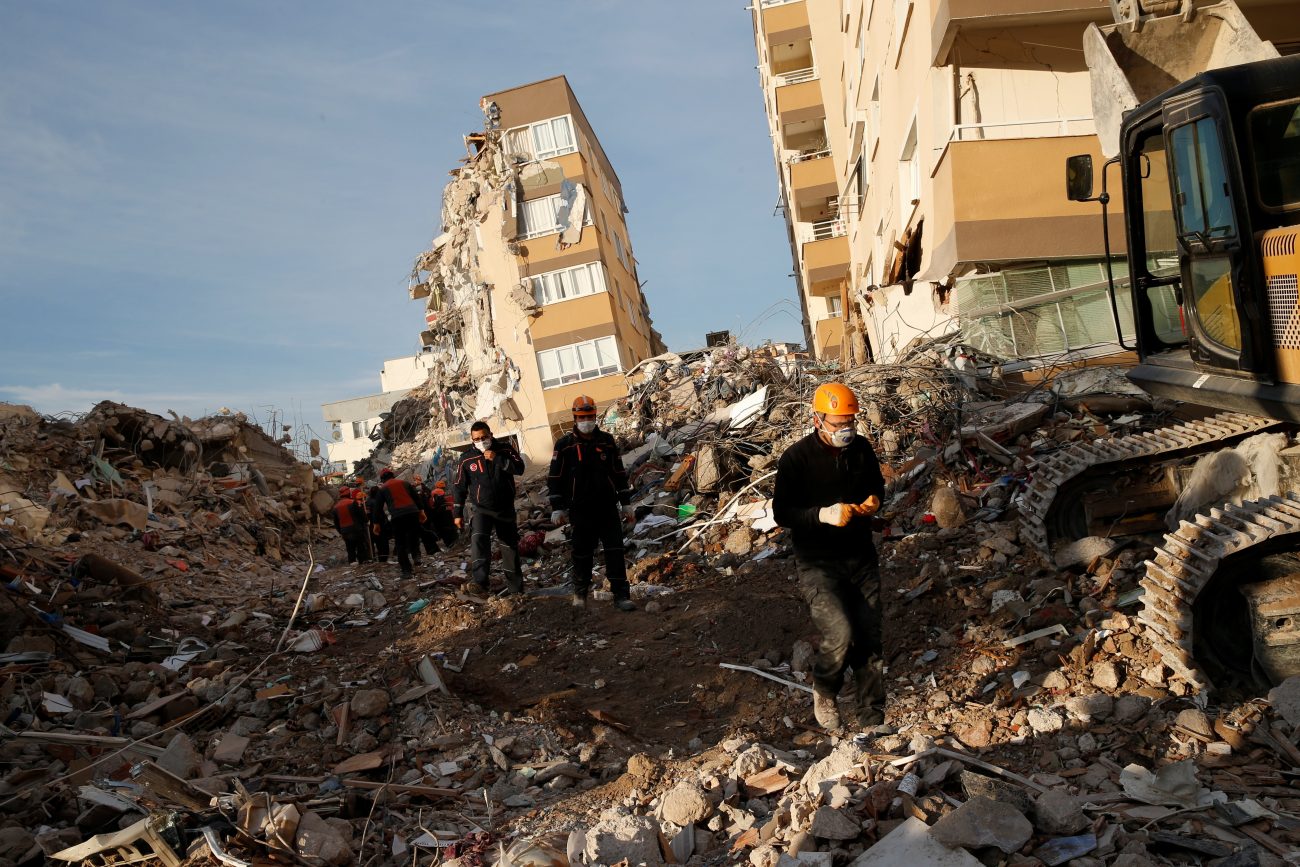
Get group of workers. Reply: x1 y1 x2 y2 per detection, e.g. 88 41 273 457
332 382 886 730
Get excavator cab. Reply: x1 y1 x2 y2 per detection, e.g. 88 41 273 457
1119 55 1300 419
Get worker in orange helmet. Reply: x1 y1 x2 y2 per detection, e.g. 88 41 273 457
332 487 370 564
547 395 636 611
773 382 885 732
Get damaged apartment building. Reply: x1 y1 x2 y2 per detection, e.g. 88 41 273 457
751 0 1298 367
402 75 665 469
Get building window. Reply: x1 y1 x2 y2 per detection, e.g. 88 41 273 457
537 336 622 389
868 76 881 158
505 115 577 162
531 262 608 306
893 0 913 59
899 117 920 206
613 233 628 269
350 420 367 439
827 295 843 316
519 192 590 241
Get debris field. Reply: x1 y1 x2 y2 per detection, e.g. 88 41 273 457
2 342 1300 866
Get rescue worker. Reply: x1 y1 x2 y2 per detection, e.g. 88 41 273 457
772 382 886 731
374 468 425 577
332 487 370 564
429 479 458 546
453 421 525 596
366 482 391 563
547 395 637 611
412 474 441 556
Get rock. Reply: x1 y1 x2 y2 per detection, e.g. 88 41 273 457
1091 661 1122 691
786 830 813 856
1033 788 1088 835
954 717 993 749
349 688 389 719
725 527 753 556
1175 708 1214 738
1064 694 1113 722
157 733 201 779
732 745 771 779
1268 675 1300 726
930 796 1032 854
295 810 351 865
750 844 781 867
959 771 1035 815
1113 694 1151 723
1054 536 1119 569
802 740 868 792
809 806 859 840
931 486 966 529
982 535 1019 556
661 782 713 826
363 589 387 609
65 676 95 710
790 640 815 674
1026 708 1064 734
0 827 36 862
1042 670 1070 690
848 816 982 866
1111 854 1157 867
586 812 663 865
627 753 657 779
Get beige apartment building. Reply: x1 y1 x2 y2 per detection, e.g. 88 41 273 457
751 0 1298 366
409 76 665 468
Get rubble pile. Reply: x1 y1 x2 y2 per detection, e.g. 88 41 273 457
7 350 1300 866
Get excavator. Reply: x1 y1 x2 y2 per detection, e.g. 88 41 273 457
1018 0 1300 691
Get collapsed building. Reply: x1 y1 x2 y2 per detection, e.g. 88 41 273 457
363 75 665 477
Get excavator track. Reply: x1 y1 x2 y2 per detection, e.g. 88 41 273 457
1141 493 1300 690
1019 412 1283 558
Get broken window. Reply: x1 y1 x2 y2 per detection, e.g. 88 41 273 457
350 420 367 439
531 262 608 306
537 336 622 389
519 193 590 240
505 114 577 162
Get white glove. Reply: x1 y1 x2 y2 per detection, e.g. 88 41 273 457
818 504 853 527
551 509 568 526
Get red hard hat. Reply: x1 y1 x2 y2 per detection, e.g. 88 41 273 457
339 486 352 497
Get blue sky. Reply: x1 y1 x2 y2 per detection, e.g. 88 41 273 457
0 1 804 440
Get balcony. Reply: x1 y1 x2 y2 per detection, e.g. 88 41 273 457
802 232 850 296
929 0 1110 65
788 151 836 211
776 76 825 125
814 316 844 361
759 0 811 47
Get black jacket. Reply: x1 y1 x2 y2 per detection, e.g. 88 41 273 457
453 439 525 518
772 432 885 561
547 428 631 510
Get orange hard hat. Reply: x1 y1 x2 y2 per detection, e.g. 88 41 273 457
571 394 597 416
339 486 352 497
812 382 859 415
433 480 446 491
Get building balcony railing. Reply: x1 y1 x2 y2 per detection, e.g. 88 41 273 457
787 148 830 165
931 116 1095 170
759 0 803 8
798 216 847 244
774 66 817 87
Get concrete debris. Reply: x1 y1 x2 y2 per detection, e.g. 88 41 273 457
930 795 1033 853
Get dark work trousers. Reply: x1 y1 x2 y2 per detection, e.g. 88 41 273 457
372 522 391 562
571 505 630 601
469 508 522 592
390 513 423 574
340 529 368 564
418 521 441 555
796 555 884 715
434 514 458 546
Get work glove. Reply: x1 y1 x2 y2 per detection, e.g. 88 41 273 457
551 510 568 526
857 495 881 517
817 504 854 527
454 516 463 530
371 524 381 536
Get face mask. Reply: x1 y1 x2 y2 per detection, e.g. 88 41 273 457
827 426 855 448
473 439 490 452
576 420 596 434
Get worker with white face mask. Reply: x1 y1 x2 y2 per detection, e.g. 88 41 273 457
547 395 637 611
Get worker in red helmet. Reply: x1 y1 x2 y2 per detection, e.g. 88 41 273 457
411 474 442 556
374 467 425 577
332 487 370 564
547 395 636 611
428 479 458 546
452 421 525 596
773 382 886 732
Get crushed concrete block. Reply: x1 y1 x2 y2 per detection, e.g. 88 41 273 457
930 796 1032 853
350 689 389 719
586 812 662 865
848 816 981 866
1113 695 1151 723
1091 661 1123 691
959 771 1034 815
295 810 351 865
1064 694 1113 722
1054 536 1120 569
661 782 713 826
801 740 868 792
1034 788 1089 835
809 806 859 840
1027 708 1064 734
157 733 201 779
1267 676 1300 726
